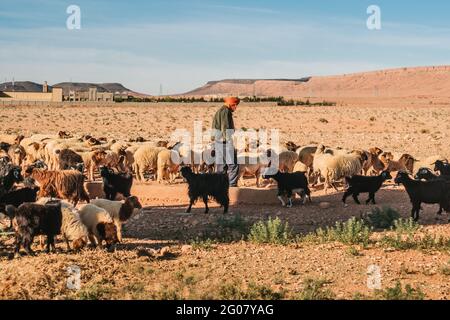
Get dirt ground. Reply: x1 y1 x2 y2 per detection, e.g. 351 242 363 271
0 100 449 300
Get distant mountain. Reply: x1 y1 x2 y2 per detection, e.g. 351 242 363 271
0 81 48 92
0 81 150 97
182 66 450 98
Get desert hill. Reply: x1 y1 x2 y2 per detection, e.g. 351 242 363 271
184 66 450 98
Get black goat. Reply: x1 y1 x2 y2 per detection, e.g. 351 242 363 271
262 169 311 208
100 166 133 200
0 187 39 228
58 149 84 172
395 171 450 221
0 165 23 198
0 142 11 152
434 160 450 176
343 171 392 206
13 201 62 257
415 167 450 181
180 166 229 214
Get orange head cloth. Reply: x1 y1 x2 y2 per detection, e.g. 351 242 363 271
224 96 240 107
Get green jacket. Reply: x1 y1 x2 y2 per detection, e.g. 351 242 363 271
212 106 235 142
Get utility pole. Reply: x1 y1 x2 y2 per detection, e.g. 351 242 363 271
159 84 163 96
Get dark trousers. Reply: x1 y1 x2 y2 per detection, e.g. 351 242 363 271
215 143 239 187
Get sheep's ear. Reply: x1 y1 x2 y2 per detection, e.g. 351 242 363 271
96 223 106 238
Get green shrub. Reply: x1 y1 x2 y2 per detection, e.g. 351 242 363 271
298 279 335 300
381 232 450 251
248 217 293 245
190 238 216 251
365 206 400 229
219 282 285 300
392 218 420 234
375 281 425 300
302 217 372 247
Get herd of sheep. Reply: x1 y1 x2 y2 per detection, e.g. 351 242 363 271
1 131 450 258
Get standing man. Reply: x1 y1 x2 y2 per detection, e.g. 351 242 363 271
211 96 240 187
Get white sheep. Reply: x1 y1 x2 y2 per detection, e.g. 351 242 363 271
133 146 166 182
157 149 180 183
313 144 363 193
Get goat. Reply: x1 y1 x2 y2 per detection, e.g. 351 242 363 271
342 171 392 206
414 167 450 181
0 187 39 228
0 165 23 198
262 168 311 208
180 166 229 214
12 201 62 257
394 171 450 221
24 166 90 206
434 160 450 176
100 166 133 200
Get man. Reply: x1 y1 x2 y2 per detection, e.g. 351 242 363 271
211 96 240 187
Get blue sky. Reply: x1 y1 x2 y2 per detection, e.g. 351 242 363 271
1 0 450 94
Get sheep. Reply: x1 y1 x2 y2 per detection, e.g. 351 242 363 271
382 153 416 173
80 149 107 181
262 169 311 208
12 201 62 257
78 204 119 251
434 160 450 176
0 186 39 228
236 153 270 188
157 149 180 184
414 168 450 181
7 144 26 166
180 166 229 214
35 198 89 251
100 166 133 200
342 171 392 206
22 141 47 165
90 196 142 242
277 151 300 173
57 148 84 172
394 171 450 221
24 167 90 206
0 134 24 145
365 147 384 175
133 146 166 182
313 145 363 193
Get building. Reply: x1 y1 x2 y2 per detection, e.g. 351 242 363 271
0 81 63 102
65 87 113 102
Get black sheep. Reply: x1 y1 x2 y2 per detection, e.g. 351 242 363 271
262 169 311 208
180 166 229 214
395 171 450 221
13 201 62 257
343 171 392 206
100 166 133 200
415 167 450 181
434 160 450 176
0 186 39 228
